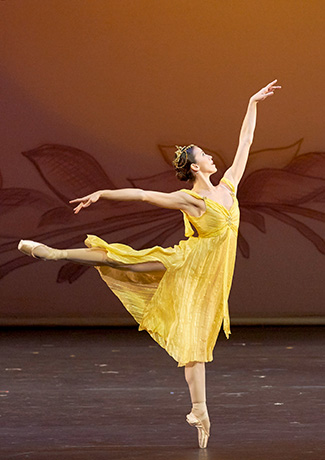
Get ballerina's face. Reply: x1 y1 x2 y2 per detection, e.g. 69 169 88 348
191 146 217 175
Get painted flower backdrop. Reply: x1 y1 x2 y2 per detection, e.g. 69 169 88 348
0 139 324 284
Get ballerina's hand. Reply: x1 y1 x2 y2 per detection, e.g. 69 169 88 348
69 191 102 214
250 79 281 103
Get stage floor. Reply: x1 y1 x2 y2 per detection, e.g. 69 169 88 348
0 326 324 460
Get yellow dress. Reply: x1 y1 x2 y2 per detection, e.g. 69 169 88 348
85 177 240 367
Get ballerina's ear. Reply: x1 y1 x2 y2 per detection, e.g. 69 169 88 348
190 163 199 173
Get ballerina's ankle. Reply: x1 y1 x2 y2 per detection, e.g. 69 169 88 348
191 402 210 437
192 402 209 420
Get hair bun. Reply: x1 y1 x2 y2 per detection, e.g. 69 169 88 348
173 144 196 182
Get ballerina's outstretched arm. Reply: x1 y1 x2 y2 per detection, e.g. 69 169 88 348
69 187 204 216
223 79 281 187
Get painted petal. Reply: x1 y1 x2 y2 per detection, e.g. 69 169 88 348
245 139 303 177
38 207 75 227
260 206 325 254
314 190 325 203
240 208 266 232
237 230 250 258
270 204 325 222
22 144 115 203
0 188 59 214
284 152 325 179
128 170 180 193
0 255 38 281
57 263 89 284
239 169 325 205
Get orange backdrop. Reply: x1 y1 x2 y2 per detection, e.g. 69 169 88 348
0 0 324 324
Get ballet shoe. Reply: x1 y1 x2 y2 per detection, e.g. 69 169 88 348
186 411 210 449
18 240 66 261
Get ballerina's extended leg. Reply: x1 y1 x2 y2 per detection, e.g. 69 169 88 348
184 361 210 448
18 240 165 272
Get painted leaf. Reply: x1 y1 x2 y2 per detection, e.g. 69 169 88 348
38 207 76 227
128 170 182 193
0 188 59 214
284 152 325 179
270 204 325 222
245 139 303 177
237 230 250 258
313 189 325 203
240 208 266 233
260 206 325 254
239 169 325 205
22 144 115 203
57 263 89 284
0 255 39 281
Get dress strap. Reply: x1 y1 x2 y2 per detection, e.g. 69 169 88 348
220 177 236 196
181 211 195 237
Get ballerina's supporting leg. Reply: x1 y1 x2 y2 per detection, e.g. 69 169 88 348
184 361 210 448
18 240 165 272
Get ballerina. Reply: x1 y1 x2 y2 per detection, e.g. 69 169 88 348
18 79 281 448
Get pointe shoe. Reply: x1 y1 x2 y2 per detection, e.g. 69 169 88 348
18 240 64 261
186 411 210 449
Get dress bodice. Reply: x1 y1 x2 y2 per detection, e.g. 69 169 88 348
180 177 240 238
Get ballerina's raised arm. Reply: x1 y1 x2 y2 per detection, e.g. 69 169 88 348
223 79 281 187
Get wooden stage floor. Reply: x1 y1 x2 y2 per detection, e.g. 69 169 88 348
0 326 324 460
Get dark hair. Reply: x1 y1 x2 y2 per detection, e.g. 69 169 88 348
173 145 196 182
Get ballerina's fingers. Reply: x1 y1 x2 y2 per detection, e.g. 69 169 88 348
73 203 83 214
266 81 281 92
263 84 281 99
263 90 274 98
265 79 281 92
266 78 278 88
73 199 92 214
69 195 90 204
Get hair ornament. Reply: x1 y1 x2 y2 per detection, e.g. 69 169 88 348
173 144 194 167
